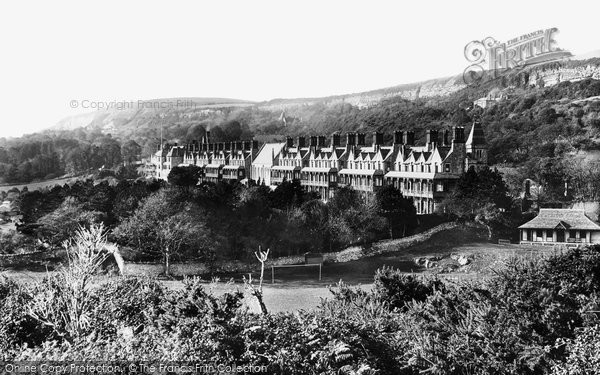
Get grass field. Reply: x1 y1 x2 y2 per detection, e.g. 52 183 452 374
0 176 84 193
1 236 559 313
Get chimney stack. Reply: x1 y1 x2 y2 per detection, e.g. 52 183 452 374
393 131 403 145
426 129 439 146
443 130 450 146
332 133 341 147
317 135 326 148
286 136 294 148
372 132 384 146
309 136 318 147
297 136 306 148
403 131 415 146
357 133 366 146
252 140 259 150
453 126 465 143
346 132 356 147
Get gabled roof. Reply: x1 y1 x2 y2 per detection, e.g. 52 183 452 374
466 122 486 146
166 146 185 157
253 142 286 166
519 209 600 230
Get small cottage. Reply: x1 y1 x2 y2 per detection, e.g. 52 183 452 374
519 209 600 245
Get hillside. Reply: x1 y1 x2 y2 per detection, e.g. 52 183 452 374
2 57 600 193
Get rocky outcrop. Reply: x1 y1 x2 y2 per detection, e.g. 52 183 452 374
528 65 600 87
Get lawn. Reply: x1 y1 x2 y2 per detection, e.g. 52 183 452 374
0 176 83 193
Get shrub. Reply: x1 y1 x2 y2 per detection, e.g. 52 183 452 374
552 324 600 374
373 266 445 310
0 277 51 352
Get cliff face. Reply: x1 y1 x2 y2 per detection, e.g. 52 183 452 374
258 76 467 112
527 64 600 87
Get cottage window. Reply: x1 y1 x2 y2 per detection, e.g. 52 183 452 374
444 163 450 173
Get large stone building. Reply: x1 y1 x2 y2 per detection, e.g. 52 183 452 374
148 122 488 214
271 122 488 211
149 131 259 183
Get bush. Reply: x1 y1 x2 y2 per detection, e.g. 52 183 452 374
373 266 445 310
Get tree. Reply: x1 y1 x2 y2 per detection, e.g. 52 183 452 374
167 165 202 187
112 190 210 276
375 185 417 238
439 167 513 240
37 197 105 247
120 140 142 165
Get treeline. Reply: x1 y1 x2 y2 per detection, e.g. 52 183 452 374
0 130 141 184
8 173 418 262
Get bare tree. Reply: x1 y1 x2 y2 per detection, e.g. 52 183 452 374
244 246 269 314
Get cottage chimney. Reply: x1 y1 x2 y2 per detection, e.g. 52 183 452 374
309 136 318 147
297 136 306 148
243 140 251 150
206 131 211 144
286 136 294 148
252 140 259 150
403 131 415 146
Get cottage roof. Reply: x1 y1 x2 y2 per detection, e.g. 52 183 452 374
518 209 600 230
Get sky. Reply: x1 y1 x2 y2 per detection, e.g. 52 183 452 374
0 0 599 138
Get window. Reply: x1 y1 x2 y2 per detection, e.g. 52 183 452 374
444 163 450 172
436 183 444 192
476 149 483 158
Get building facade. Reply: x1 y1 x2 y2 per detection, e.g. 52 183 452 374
519 209 600 245
148 122 488 214
148 131 259 183
270 122 488 212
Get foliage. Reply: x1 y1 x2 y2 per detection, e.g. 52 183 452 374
2 245 600 374
27 225 117 341
36 197 104 246
552 324 600 374
375 185 417 239
112 189 211 274
167 165 203 187
439 167 516 239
